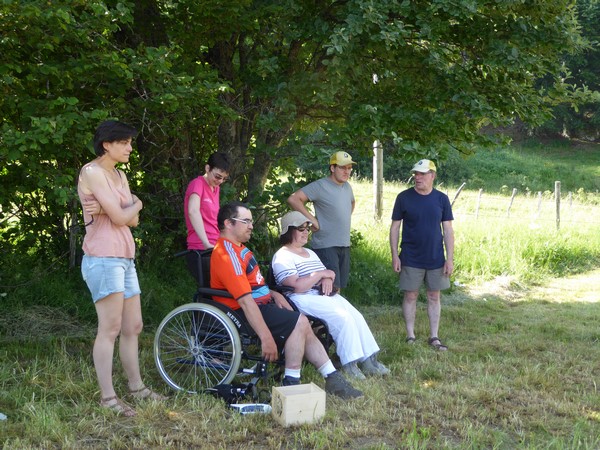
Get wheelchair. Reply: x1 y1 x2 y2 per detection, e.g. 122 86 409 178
153 249 334 395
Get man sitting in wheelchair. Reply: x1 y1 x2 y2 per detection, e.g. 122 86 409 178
272 211 390 380
210 201 363 399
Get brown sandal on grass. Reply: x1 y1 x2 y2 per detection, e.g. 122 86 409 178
428 337 448 351
406 337 416 344
129 385 167 401
100 396 136 417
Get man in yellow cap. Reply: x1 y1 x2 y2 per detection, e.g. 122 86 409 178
287 151 357 293
389 159 455 351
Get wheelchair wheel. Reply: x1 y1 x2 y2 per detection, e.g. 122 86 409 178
154 303 242 393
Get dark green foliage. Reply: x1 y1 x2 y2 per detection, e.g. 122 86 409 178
1 0 597 318
539 0 600 140
0 0 223 262
346 235 401 307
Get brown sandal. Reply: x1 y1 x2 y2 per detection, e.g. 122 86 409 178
129 385 167 401
100 396 136 417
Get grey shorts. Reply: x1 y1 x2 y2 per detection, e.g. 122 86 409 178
399 266 450 292
312 246 350 289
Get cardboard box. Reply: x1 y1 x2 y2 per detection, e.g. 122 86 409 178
271 382 326 426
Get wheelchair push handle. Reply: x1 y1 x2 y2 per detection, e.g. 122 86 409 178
174 249 213 259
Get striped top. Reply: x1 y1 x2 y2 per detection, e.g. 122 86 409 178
271 247 325 295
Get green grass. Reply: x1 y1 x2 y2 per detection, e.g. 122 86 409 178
1 283 599 448
1 140 600 448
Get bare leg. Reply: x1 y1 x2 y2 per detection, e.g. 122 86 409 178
426 290 442 339
119 294 144 391
93 292 125 399
283 315 330 370
303 329 331 369
281 316 308 370
402 291 419 339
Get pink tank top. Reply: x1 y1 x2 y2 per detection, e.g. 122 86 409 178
78 165 136 258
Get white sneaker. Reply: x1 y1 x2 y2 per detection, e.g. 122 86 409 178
341 361 366 380
360 354 390 376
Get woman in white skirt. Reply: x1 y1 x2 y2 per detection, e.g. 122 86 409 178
271 211 390 379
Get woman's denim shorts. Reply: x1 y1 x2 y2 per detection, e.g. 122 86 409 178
81 255 141 303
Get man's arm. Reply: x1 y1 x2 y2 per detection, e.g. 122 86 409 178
442 220 454 276
237 294 279 361
270 290 293 310
287 189 320 231
389 220 402 273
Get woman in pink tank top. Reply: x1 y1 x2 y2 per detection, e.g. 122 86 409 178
78 121 165 417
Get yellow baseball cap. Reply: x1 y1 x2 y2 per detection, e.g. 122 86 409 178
411 159 437 173
330 151 357 166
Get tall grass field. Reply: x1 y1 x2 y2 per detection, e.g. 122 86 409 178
1 141 599 449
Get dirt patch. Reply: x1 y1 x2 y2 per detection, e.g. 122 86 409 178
465 269 600 304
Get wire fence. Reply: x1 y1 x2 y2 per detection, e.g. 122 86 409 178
354 181 600 229
448 184 600 228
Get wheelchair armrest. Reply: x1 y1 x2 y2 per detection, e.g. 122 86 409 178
270 285 294 295
197 287 234 298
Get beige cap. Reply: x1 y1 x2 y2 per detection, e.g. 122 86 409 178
280 211 312 236
411 159 437 173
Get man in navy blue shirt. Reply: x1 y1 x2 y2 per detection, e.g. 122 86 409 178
389 159 455 351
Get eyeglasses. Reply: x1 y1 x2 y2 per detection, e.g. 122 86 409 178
230 217 253 226
335 165 353 172
211 170 229 182
294 223 311 232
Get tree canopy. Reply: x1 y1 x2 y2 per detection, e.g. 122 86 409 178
0 0 595 263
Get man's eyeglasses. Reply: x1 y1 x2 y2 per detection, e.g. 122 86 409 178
211 169 229 182
335 165 353 172
230 217 253 226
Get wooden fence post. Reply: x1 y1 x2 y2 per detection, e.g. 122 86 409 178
372 140 383 221
535 191 542 220
555 181 561 230
475 188 483 219
507 188 518 217
451 182 466 206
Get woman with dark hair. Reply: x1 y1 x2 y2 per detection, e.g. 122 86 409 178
184 152 231 251
78 120 165 417
272 211 390 379
184 152 231 283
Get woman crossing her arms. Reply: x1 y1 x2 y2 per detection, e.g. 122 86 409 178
78 120 165 417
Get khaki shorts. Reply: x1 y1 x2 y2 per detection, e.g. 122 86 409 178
399 266 450 292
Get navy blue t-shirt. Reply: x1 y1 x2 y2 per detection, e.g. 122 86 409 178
391 187 454 269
